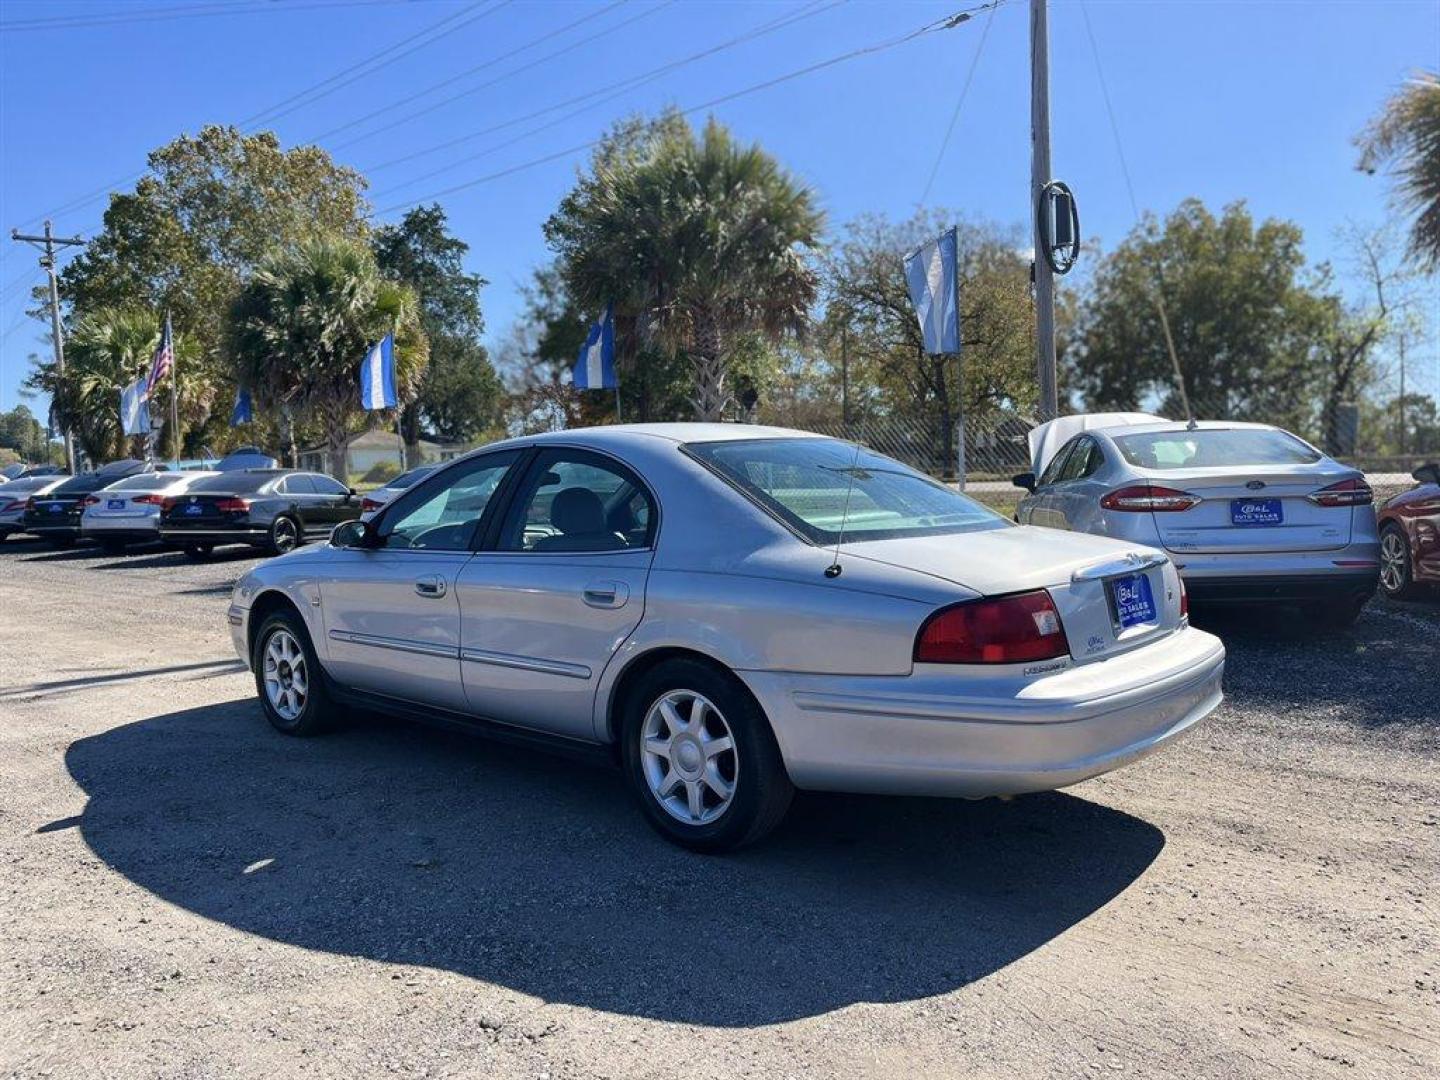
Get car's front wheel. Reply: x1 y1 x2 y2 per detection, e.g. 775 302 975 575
251 609 340 736
1379 524 1417 599
621 659 793 852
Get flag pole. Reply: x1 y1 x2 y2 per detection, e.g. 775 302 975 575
614 385 622 424
168 311 180 470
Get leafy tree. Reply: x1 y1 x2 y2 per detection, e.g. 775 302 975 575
58 125 369 448
228 238 428 480
819 210 1038 474
372 204 502 453
545 114 823 420
0 405 48 462
1357 71 1440 272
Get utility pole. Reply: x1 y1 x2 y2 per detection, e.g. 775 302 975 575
11 221 84 473
1030 0 1058 419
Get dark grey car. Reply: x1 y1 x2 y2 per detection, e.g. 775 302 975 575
158 469 362 559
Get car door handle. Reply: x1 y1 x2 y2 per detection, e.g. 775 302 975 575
582 581 627 609
414 575 447 598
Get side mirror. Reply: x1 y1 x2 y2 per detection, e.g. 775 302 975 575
346 486 359 499
1413 463 1439 485
331 519 376 549
1012 471 1037 492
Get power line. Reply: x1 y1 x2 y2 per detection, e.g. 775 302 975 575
363 0 839 192
917 0 1000 207
18 0 498 228
314 0 646 147
0 0 432 34
374 0 1001 217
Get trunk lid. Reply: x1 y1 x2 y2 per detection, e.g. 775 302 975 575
163 493 247 524
1142 466 1358 554
842 526 1183 663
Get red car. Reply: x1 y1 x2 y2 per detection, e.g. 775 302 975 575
1378 462 1440 599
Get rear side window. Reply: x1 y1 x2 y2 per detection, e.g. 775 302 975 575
282 474 317 495
309 474 349 496
188 472 278 494
1114 429 1321 470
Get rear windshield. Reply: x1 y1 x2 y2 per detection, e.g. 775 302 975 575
188 471 280 494
50 471 141 494
392 465 435 489
1113 429 1321 470
686 437 1006 544
103 473 177 492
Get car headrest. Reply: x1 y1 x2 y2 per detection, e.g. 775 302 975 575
550 487 605 535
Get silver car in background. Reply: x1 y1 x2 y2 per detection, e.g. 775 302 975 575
228 424 1224 851
80 470 219 553
0 476 65 541
1015 417 1379 626
359 463 437 521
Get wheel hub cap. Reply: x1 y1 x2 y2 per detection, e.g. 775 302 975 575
262 630 307 722
639 689 738 826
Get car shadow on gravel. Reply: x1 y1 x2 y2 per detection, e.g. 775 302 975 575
66 700 1164 1027
1191 600 1440 729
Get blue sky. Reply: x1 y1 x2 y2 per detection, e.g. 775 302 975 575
2 0 1438 419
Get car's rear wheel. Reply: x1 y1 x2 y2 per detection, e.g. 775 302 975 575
252 609 340 736
1379 524 1417 599
621 659 792 852
268 515 300 555
183 541 214 560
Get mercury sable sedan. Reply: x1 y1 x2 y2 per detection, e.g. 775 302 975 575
228 424 1225 851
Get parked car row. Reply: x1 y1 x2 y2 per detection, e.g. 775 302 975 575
1 461 365 558
1011 415 1439 616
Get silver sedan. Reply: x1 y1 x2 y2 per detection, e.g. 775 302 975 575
228 424 1225 851
1015 417 1380 628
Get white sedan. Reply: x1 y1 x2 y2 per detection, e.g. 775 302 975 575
228 425 1225 851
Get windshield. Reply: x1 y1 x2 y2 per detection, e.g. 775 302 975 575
1113 429 1322 470
686 437 1006 544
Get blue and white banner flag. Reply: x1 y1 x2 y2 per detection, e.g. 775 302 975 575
359 333 397 410
230 387 254 426
903 228 960 355
573 303 617 390
120 377 151 436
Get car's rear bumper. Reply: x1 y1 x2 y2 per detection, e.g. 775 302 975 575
160 525 267 545
1183 570 1378 605
23 522 81 539
743 625 1225 799
82 519 160 541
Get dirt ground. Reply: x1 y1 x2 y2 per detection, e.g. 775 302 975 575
1 537 1436 1080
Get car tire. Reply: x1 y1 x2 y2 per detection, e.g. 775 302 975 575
1379 524 1417 600
251 609 341 736
267 515 300 556
183 541 215 560
620 658 793 853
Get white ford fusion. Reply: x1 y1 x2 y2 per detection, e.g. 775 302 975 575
228 424 1224 850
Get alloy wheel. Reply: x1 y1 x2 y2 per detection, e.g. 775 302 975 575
639 689 738 826
262 629 308 722
1379 531 1408 594
273 517 298 553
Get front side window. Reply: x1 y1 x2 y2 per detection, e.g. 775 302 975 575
379 452 518 551
499 451 654 553
1113 429 1322 470
1057 438 1102 482
686 437 1005 544
1037 440 1077 487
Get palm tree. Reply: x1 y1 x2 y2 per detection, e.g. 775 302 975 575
548 116 823 420
1358 71 1440 271
25 307 167 465
228 237 428 480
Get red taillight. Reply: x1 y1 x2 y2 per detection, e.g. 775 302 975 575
361 497 383 512
161 497 177 513
915 590 1069 665
4 500 26 512
81 495 101 507
1307 478 1372 507
132 494 164 505
1100 484 1201 512
215 497 250 513
25 497 37 511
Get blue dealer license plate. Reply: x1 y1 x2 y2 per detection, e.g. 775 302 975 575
1231 498 1283 526
1109 572 1157 630
107 499 125 510
47 502 63 513
184 503 203 516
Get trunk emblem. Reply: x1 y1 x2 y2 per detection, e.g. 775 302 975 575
1246 480 1266 490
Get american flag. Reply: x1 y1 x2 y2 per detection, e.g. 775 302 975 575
144 313 174 395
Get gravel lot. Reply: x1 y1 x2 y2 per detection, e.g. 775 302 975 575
1 536 1436 1080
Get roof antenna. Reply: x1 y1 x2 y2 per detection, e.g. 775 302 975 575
825 440 864 578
